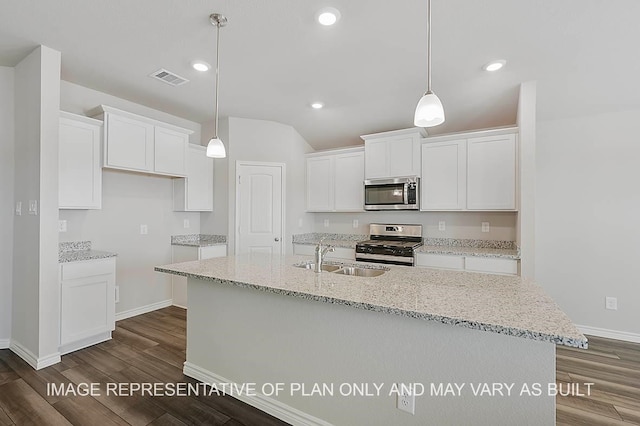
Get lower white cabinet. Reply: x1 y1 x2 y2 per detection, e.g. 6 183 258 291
59 257 116 355
59 111 102 209
171 245 227 307
415 253 518 275
293 244 355 261
173 144 214 211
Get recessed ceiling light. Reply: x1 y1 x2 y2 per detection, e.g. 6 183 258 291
191 60 211 72
311 102 324 109
483 60 506 72
317 7 341 26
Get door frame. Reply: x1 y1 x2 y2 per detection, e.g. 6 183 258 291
234 161 287 256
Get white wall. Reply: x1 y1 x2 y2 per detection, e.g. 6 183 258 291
537 110 640 339
200 118 229 236
0 66 15 347
58 82 203 317
224 117 315 254
12 46 61 368
313 212 517 241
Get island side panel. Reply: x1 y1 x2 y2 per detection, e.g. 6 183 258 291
186 277 555 426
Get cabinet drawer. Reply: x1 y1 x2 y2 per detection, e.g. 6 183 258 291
464 257 518 275
415 253 464 270
61 258 115 280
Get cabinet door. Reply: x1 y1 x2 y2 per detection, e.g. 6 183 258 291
364 140 388 179
334 151 365 211
306 156 334 211
388 135 420 177
421 140 466 210
59 115 102 209
104 113 154 172
467 134 517 210
155 126 188 176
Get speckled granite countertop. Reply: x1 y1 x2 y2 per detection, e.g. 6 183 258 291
155 254 586 348
292 233 369 249
59 241 117 263
294 234 520 259
171 234 227 247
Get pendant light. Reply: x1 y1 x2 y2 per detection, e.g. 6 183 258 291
206 13 227 158
414 0 445 127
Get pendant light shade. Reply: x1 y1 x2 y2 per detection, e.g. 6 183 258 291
206 13 227 158
414 0 445 128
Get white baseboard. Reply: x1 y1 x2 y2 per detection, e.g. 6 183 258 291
59 331 112 355
577 325 640 343
10 340 61 370
0 338 9 349
115 299 173 322
183 362 333 426
172 303 187 309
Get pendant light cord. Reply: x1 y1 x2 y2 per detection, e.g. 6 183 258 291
427 0 432 93
214 21 221 139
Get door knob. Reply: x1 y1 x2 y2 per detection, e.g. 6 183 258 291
274 237 280 242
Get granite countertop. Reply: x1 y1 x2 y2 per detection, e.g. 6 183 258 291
416 246 520 259
155 254 586 348
171 234 227 247
292 233 368 249
59 241 117 263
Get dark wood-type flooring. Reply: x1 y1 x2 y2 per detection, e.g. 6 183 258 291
0 306 639 425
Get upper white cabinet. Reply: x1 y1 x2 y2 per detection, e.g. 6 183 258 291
95 105 192 177
174 144 214 212
421 128 518 211
466 134 517 210
306 147 364 212
59 112 103 209
361 128 426 179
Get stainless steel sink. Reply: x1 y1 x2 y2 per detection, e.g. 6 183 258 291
333 267 386 277
294 263 341 272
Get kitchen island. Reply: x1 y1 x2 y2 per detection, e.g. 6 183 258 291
156 254 586 426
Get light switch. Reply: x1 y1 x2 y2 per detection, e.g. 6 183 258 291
15 201 22 216
28 200 38 215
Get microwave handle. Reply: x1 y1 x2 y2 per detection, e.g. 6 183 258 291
404 183 409 205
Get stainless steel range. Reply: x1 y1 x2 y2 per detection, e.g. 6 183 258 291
355 224 423 266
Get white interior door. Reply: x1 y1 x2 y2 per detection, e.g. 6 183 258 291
236 162 285 255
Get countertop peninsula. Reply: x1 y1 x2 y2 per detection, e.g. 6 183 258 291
155 253 586 348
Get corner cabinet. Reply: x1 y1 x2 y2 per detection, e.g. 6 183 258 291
59 112 103 209
306 147 364 212
59 257 116 355
361 127 426 179
173 144 214 212
420 128 518 211
94 105 192 177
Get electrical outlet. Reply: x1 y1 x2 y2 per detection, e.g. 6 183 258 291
438 221 446 231
605 297 617 310
481 222 490 233
115 286 120 303
323 219 330 228
183 219 190 229
15 201 22 216
140 224 148 235
397 383 415 415
353 219 359 228
58 220 67 232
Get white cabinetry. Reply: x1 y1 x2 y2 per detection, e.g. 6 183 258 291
59 257 116 354
96 105 192 177
293 244 355 261
466 134 517 210
421 128 518 211
171 245 227 307
415 253 518 275
59 112 102 209
174 144 214 211
361 128 426 179
306 147 364 212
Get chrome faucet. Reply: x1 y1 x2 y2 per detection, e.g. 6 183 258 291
314 239 335 273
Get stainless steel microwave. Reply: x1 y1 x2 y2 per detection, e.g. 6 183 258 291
364 177 420 210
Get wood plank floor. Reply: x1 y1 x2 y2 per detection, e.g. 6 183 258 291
0 306 638 425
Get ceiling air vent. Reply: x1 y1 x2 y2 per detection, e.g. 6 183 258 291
149 68 189 86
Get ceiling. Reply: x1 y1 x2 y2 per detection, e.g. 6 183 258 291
1 0 639 150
